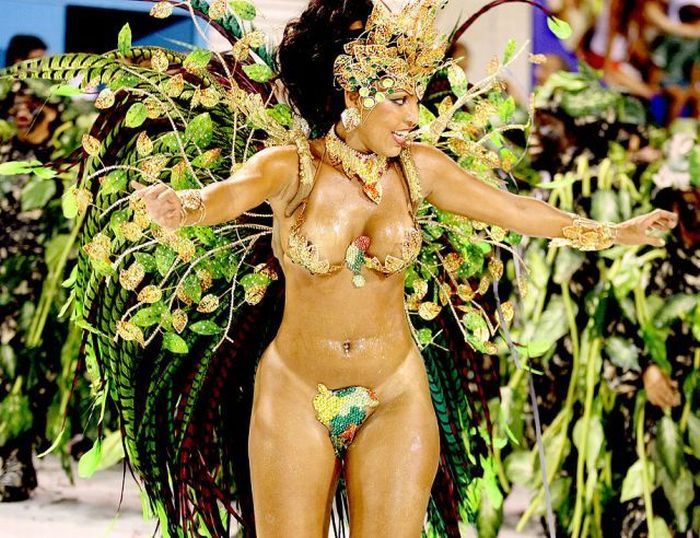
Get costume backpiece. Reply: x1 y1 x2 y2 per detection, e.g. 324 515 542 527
0 1 579 536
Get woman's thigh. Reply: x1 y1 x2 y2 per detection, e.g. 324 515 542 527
344 382 440 538
249 345 342 537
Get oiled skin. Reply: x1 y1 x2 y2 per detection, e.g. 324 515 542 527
131 94 676 536
250 140 440 537
244 140 674 538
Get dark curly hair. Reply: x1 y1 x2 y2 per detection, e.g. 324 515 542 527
277 0 373 136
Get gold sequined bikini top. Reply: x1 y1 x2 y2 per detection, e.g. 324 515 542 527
285 139 423 287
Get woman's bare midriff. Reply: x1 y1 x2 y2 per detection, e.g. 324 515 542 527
253 143 433 407
255 264 432 408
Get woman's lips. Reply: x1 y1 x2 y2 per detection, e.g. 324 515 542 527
392 132 408 148
14 114 32 128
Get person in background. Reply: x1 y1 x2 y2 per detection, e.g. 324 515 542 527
4 35 46 68
534 53 571 87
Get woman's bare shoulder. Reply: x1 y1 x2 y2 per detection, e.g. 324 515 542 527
252 144 300 174
408 141 444 165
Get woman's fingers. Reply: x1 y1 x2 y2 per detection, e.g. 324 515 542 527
156 186 176 201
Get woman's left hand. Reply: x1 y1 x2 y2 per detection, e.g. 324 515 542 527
616 208 679 247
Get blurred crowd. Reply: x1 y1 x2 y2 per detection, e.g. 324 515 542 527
549 0 699 123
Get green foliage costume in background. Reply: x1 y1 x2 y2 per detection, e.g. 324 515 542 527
0 79 94 500
494 68 700 537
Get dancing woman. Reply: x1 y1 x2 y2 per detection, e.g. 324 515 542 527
1 0 677 536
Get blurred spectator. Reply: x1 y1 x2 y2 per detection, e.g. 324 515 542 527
578 0 657 99
0 81 62 502
644 0 700 121
534 53 572 87
448 41 470 72
4 35 46 67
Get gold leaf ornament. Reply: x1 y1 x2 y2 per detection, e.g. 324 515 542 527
199 87 220 108
443 252 463 273
412 278 428 299
172 309 188 333
151 49 169 72
133 209 151 230
83 233 112 263
116 320 145 345
488 257 504 280
477 275 490 295
438 282 451 305
456 284 474 301
232 41 250 62
418 301 442 320
208 0 228 19
119 262 146 291
176 285 193 306
136 132 154 156
150 1 173 19
484 341 498 354
74 188 93 215
490 226 506 242
82 134 101 156
255 263 279 281
144 96 163 119
95 88 115 109
197 294 220 313
139 155 169 182
197 268 213 290
138 285 163 304
244 285 266 305
500 301 514 323
172 236 195 262
165 74 185 97
119 222 142 241
406 294 421 311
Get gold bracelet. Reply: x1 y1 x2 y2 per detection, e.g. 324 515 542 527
550 215 618 251
176 189 206 226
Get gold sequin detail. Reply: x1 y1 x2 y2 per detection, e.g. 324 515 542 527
197 294 219 313
116 321 144 345
119 262 145 291
172 309 188 333
551 215 618 251
138 285 162 304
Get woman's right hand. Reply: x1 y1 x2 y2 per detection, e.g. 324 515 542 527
131 181 183 230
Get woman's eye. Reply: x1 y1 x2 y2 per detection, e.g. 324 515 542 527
391 97 407 105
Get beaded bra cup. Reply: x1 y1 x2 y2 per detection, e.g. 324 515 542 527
286 141 423 287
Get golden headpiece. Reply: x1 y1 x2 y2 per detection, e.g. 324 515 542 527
333 0 449 108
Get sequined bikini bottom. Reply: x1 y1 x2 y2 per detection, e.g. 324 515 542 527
312 383 380 458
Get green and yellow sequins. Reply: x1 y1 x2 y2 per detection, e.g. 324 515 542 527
312 383 379 458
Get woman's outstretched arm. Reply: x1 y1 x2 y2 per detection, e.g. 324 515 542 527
131 145 298 229
412 143 678 248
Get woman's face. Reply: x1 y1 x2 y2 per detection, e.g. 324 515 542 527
346 89 419 157
9 92 57 144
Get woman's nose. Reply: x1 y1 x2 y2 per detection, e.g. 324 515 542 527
405 98 419 128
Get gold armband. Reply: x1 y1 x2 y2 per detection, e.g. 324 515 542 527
176 189 206 226
550 215 618 251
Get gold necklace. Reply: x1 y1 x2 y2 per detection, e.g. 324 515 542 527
325 127 388 204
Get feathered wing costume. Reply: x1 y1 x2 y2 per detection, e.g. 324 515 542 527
1 1 573 536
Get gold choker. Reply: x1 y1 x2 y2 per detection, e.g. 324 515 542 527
325 127 388 204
